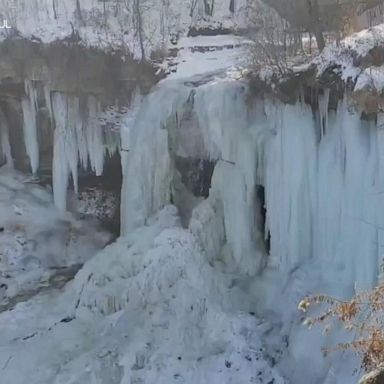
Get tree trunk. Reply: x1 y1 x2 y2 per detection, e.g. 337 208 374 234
306 0 325 51
75 0 84 25
103 0 107 30
313 27 325 51
135 0 146 62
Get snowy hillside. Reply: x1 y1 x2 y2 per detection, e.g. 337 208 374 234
0 0 252 59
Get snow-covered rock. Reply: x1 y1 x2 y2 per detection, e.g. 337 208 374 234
0 167 111 308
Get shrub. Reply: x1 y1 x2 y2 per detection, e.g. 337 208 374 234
299 285 384 375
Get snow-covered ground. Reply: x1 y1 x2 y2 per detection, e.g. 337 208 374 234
163 35 250 81
257 23 384 95
0 0 252 60
313 24 384 87
0 206 284 384
0 167 111 310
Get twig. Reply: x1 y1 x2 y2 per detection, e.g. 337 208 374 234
2 356 12 370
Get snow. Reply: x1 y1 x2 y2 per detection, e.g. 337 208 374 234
163 35 249 81
354 65 384 91
0 0 251 60
0 206 284 384
312 24 384 90
0 167 111 307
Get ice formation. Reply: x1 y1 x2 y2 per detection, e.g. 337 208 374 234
21 80 40 174
13 81 121 211
0 205 285 384
0 168 112 306
117 73 384 382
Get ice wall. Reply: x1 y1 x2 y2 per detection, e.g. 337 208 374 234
124 77 384 288
121 77 384 381
120 83 191 234
121 80 266 275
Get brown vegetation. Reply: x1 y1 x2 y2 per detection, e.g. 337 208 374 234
299 284 384 378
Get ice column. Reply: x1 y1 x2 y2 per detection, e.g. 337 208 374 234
21 80 40 174
51 93 80 211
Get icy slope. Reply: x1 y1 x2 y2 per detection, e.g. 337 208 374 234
0 206 284 384
0 167 111 309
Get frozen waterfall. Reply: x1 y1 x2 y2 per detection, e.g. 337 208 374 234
9 81 120 212
119 77 384 382
122 78 384 291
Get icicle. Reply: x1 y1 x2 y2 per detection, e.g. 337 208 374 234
0 108 13 167
53 127 70 212
318 88 330 138
77 97 89 170
51 92 80 211
85 95 104 176
21 80 40 174
44 86 54 124
66 96 80 194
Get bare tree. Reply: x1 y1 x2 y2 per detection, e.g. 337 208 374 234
260 0 383 51
247 1 294 74
134 0 146 61
299 283 384 383
190 0 198 17
122 0 148 61
307 0 325 50
75 0 85 26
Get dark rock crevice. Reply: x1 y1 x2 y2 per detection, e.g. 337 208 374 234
256 184 270 255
